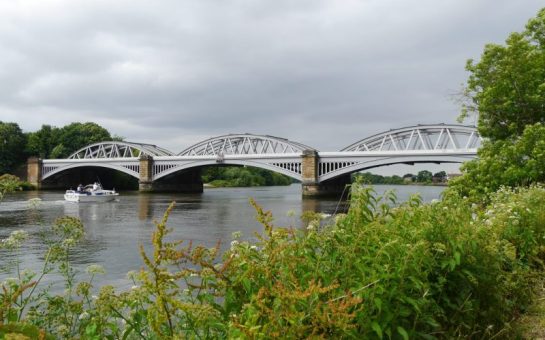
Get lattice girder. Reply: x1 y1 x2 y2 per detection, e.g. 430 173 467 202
68 141 174 159
178 134 315 156
341 124 481 152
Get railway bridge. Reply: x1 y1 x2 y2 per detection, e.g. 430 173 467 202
27 124 481 196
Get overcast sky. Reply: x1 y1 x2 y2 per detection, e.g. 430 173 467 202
0 1 543 159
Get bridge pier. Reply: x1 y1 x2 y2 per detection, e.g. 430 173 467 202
139 154 154 191
301 150 350 198
139 154 203 193
27 157 42 189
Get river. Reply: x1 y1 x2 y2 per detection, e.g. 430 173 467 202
0 184 444 289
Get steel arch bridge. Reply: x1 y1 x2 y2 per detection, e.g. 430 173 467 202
317 124 481 182
38 124 481 188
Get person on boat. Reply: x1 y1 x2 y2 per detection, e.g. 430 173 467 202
77 184 83 192
92 182 98 191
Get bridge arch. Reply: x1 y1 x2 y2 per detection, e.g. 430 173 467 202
153 159 302 182
68 141 174 159
41 162 141 181
178 134 315 156
341 124 481 152
318 154 475 182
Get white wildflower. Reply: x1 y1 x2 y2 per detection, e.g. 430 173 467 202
86 264 105 275
78 312 90 320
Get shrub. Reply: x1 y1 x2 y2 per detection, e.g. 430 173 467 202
2 183 545 338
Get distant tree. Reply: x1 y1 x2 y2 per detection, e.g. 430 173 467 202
460 8 545 141
25 124 55 158
26 122 113 159
416 170 433 183
433 171 447 182
0 122 27 174
54 122 112 158
402 173 415 182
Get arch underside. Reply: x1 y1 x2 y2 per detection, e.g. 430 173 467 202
153 160 302 182
42 163 140 181
318 155 474 182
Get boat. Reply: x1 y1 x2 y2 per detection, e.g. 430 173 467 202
64 183 119 203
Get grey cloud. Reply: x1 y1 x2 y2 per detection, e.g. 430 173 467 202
0 0 543 158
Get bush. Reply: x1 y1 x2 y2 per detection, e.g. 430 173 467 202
2 183 545 338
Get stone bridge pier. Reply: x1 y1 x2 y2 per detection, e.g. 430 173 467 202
301 150 351 198
138 155 203 193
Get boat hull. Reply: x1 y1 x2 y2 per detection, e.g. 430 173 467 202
64 191 119 203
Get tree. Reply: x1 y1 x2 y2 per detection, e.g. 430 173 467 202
449 123 545 201
25 124 55 158
416 170 433 183
26 122 113 159
53 122 112 158
433 171 447 182
460 8 545 141
0 122 27 174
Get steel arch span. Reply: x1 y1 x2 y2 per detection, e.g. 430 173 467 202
316 152 476 182
152 156 303 182
41 159 141 181
178 134 315 156
341 124 481 152
68 141 174 159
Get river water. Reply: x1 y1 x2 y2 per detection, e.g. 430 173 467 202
0 184 444 289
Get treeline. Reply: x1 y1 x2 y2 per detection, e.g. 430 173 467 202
202 166 293 187
354 170 447 185
0 121 115 174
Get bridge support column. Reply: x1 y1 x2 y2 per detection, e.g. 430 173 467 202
301 150 351 198
139 155 154 192
27 157 42 189
301 150 320 197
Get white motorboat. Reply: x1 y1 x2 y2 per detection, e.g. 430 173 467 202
64 183 119 203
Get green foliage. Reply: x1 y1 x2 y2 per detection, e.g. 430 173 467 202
354 171 443 185
448 123 545 201
25 122 113 159
433 171 447 181
460 7 545 141
3 182 545 338
0 122 27 174
416 170 433 183
0 174 22 201
353 172 405 184
202 166 293 187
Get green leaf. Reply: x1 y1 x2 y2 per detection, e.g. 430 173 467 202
397 326 409 340
371 321 383 338
454 251 461 265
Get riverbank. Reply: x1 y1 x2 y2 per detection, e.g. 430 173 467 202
2 184 544 338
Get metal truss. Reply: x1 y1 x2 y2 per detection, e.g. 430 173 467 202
41 125 482 184
341 124 481 152
178 134 314 156
68 141 174 159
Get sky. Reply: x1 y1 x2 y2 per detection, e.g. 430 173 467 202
0 0 543 174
